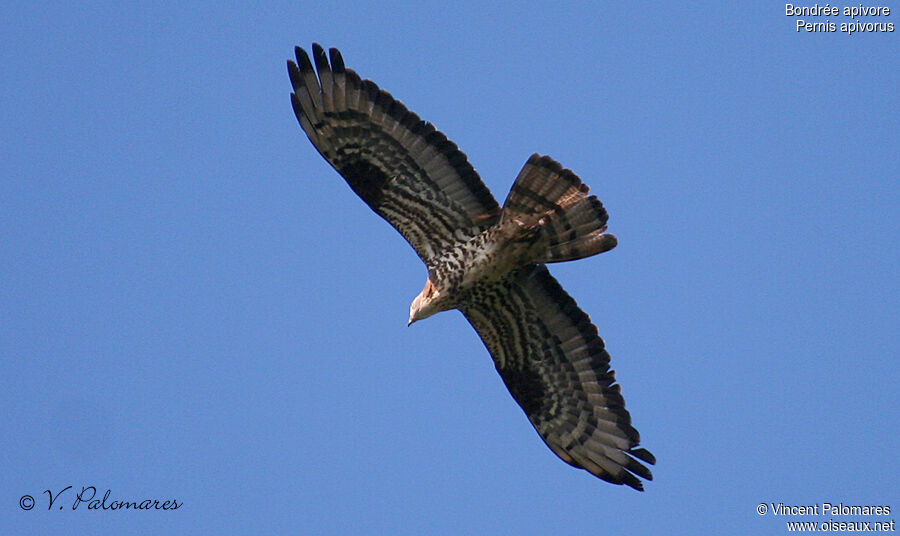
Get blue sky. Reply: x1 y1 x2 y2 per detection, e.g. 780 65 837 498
2 2 897 534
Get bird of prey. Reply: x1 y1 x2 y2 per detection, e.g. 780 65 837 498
288 44 654 490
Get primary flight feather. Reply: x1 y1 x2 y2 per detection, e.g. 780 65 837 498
288 44 654 490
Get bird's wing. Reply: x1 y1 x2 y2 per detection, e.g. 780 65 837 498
461 264 654 490
288 44 500 263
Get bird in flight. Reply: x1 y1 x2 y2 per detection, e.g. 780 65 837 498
287 44 654 490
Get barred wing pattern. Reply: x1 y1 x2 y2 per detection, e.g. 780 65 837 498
289 44 653 489
462 265 655 490
288 44 500 263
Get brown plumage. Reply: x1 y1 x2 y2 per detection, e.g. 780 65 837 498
288 44 654 490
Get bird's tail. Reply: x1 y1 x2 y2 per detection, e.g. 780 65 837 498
500 154 617 263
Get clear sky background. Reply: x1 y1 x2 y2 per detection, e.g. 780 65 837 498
2 2 897 534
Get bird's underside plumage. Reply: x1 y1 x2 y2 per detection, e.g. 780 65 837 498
288 44 654 490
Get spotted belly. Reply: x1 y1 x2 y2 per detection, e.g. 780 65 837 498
429 226 529 301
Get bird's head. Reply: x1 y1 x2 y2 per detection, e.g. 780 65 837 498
408 278 442 326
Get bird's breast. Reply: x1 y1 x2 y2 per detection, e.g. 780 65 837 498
430 228 524 297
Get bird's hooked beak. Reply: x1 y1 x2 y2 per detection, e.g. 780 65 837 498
408 278 438 327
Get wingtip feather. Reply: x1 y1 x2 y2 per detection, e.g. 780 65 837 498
329 47 345 73
312 42 329 73
287 59 302 88
631 447 656 465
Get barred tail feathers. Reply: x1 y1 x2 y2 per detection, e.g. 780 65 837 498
501 154 617 263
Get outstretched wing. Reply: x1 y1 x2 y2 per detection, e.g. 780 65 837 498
288 44 500 263
462 265 655 490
